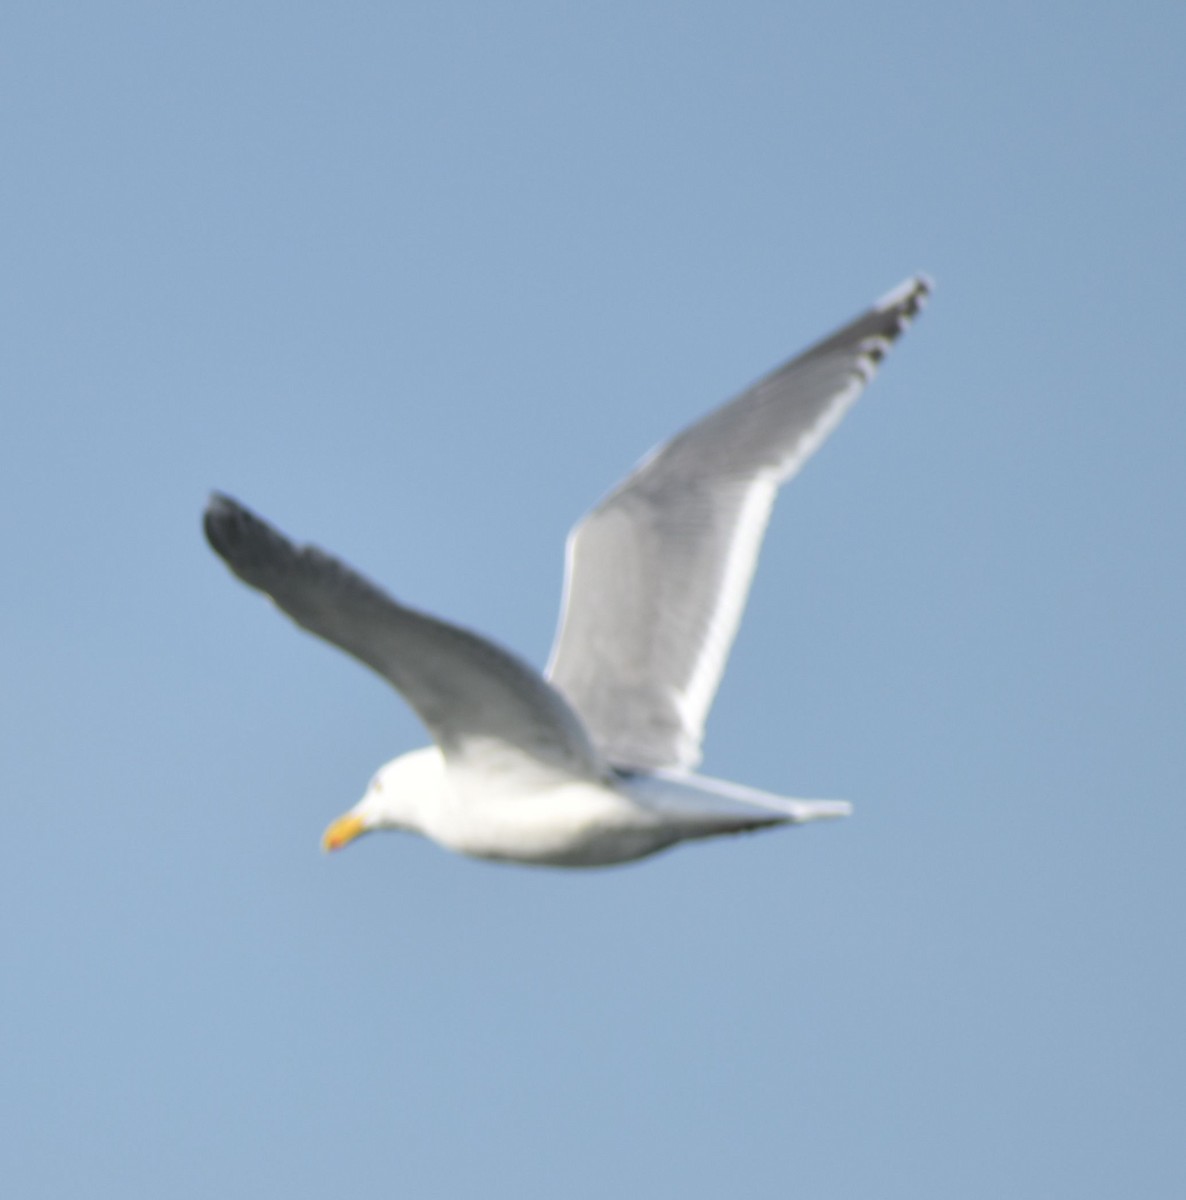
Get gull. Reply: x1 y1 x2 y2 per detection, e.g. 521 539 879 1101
204 275 930 867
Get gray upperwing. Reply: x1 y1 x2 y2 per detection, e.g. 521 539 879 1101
545 275 931 771
204 494 607 782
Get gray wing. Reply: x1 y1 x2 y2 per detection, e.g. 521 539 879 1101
205 494 607 783
545 275 931 771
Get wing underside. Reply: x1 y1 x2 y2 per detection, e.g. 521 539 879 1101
546 275 931 771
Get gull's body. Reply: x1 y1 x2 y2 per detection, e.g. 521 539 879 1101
205 275 930 867
347 746 850 867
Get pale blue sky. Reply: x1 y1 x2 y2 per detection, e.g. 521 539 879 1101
3 3 1184 1197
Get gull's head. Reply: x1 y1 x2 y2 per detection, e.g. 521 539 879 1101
321 747 442 852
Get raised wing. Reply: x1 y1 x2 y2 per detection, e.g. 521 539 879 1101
545 275 931 771
205 494 607 784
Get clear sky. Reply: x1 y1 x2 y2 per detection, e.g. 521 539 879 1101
3 3 1184 1197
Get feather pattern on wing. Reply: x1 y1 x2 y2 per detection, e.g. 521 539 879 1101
545 275 930 770
205 495 608 784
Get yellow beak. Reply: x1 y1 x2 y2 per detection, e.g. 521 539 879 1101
322 813 367 852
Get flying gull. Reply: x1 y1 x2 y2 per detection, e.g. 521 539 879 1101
204 275 930 867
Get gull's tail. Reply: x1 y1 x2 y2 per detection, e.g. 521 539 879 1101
777 798 852 823
620 768 853 830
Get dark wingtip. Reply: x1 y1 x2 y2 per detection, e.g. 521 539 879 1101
909 273 935 314
874 273 933 318
866 274 933 352
206 490 237 515
203 492 253 562
203 493 302 587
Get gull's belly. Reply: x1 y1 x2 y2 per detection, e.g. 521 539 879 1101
422 780 672 868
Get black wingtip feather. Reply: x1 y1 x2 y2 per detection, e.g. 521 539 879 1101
202 492 284 577
203 491 244 561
